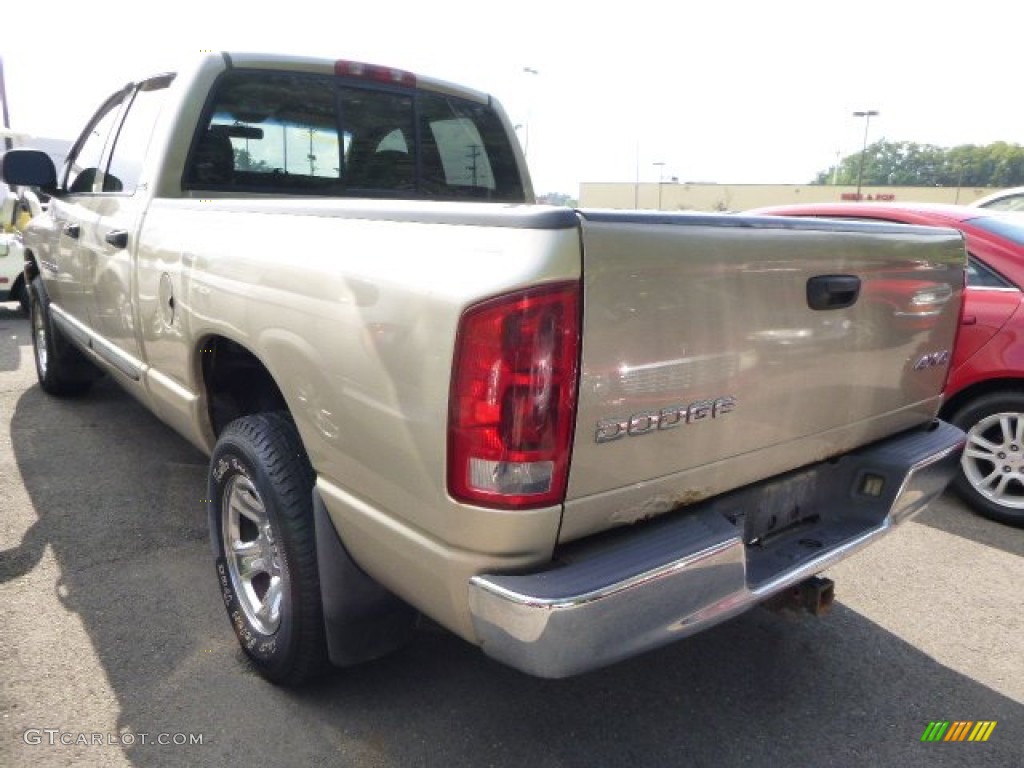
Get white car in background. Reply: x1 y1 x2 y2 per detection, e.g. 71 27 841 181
0 230 27 312
970 186 1024 212
0 190 29 312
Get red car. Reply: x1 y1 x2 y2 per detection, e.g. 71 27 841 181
748 202 1024 527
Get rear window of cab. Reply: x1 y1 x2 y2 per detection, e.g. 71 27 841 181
184 69 525 202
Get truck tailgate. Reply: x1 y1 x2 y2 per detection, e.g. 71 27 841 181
562 211 965 542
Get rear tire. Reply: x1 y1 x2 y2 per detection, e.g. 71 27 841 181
29 277 97 396
209 412 329 684
950 391 1024 527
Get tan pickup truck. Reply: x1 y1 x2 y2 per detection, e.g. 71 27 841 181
3 52 966 685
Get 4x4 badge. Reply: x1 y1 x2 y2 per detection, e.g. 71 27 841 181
913 350 950 370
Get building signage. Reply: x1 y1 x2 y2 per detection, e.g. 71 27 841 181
841 193 896 201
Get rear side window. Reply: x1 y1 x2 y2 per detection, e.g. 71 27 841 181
186 72 341 192
977 193 1024 212
185 70 524 202
967 256 1015 289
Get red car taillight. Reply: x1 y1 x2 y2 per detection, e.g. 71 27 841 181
448 282 581 509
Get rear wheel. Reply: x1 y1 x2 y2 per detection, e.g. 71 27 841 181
950 391 1024 527
29 277 96 396
209 412 328 684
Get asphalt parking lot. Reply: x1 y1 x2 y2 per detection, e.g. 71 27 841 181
0 302 1021 767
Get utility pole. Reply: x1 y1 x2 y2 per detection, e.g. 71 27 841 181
467 144 482 187
853 110 879 200
0 57 12 151
307 128 317 176
282 124 288 172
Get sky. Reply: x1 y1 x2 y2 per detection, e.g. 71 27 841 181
2 0 1020 195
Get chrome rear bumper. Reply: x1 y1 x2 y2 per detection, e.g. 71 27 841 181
468 420 964 678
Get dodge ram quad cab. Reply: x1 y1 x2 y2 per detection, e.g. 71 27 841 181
3 52 967 684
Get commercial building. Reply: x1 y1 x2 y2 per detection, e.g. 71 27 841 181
578 182 997 212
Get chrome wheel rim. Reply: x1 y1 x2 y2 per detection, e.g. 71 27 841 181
222 474 284 634
962 411 1024 509
32 303 48 377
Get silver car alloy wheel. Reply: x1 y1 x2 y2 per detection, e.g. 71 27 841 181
962 411 1024 510
222 474 285 635
32 303 48 377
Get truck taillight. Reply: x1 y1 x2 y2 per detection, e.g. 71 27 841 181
448 282 581 509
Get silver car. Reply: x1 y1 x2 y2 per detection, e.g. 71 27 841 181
970 186 1024 212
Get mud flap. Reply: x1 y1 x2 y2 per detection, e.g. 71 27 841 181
312 490 419 666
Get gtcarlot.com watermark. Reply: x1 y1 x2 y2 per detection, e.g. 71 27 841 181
23 728 204 747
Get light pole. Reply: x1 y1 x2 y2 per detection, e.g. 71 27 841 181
853 110 878 201
522 67 539 160
652 161 665 210
634 141 640 209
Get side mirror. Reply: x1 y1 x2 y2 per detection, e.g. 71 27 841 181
1 149 58 193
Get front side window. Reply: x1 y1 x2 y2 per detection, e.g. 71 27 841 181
105 75 175 193
65 92 126 193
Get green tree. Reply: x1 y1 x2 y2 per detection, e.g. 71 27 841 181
233 148 269 173
813 141 1024 187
